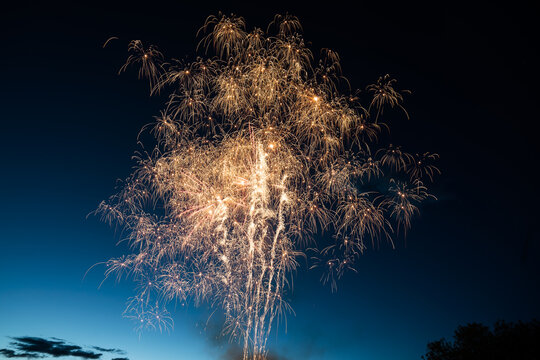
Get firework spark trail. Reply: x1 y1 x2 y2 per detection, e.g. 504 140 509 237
96 13 438 359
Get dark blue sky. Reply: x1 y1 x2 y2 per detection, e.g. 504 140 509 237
1 1 538 359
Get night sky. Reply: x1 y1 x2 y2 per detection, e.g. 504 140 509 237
1 1 538 359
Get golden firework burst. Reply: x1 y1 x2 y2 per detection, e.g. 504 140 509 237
96 13 439 360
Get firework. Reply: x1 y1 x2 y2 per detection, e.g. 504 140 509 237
96 13 438 359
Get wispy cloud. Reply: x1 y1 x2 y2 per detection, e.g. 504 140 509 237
0 336 128 360
0 348 43 358
92 347 126 355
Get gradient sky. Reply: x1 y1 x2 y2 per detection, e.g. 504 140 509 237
1 1 538 359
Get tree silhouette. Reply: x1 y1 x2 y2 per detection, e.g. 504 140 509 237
422 319 540 360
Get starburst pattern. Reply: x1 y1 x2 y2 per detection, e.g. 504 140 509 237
96 13 438 360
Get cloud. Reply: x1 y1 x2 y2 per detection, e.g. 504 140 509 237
0 348 44 358
0 336 128 360
92 347 126 355
4 337 102 359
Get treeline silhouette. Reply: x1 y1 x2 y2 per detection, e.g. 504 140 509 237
422 319 540 360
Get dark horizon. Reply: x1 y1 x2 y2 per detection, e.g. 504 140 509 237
1 1 538 359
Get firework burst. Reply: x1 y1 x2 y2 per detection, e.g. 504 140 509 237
96 13 438 360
